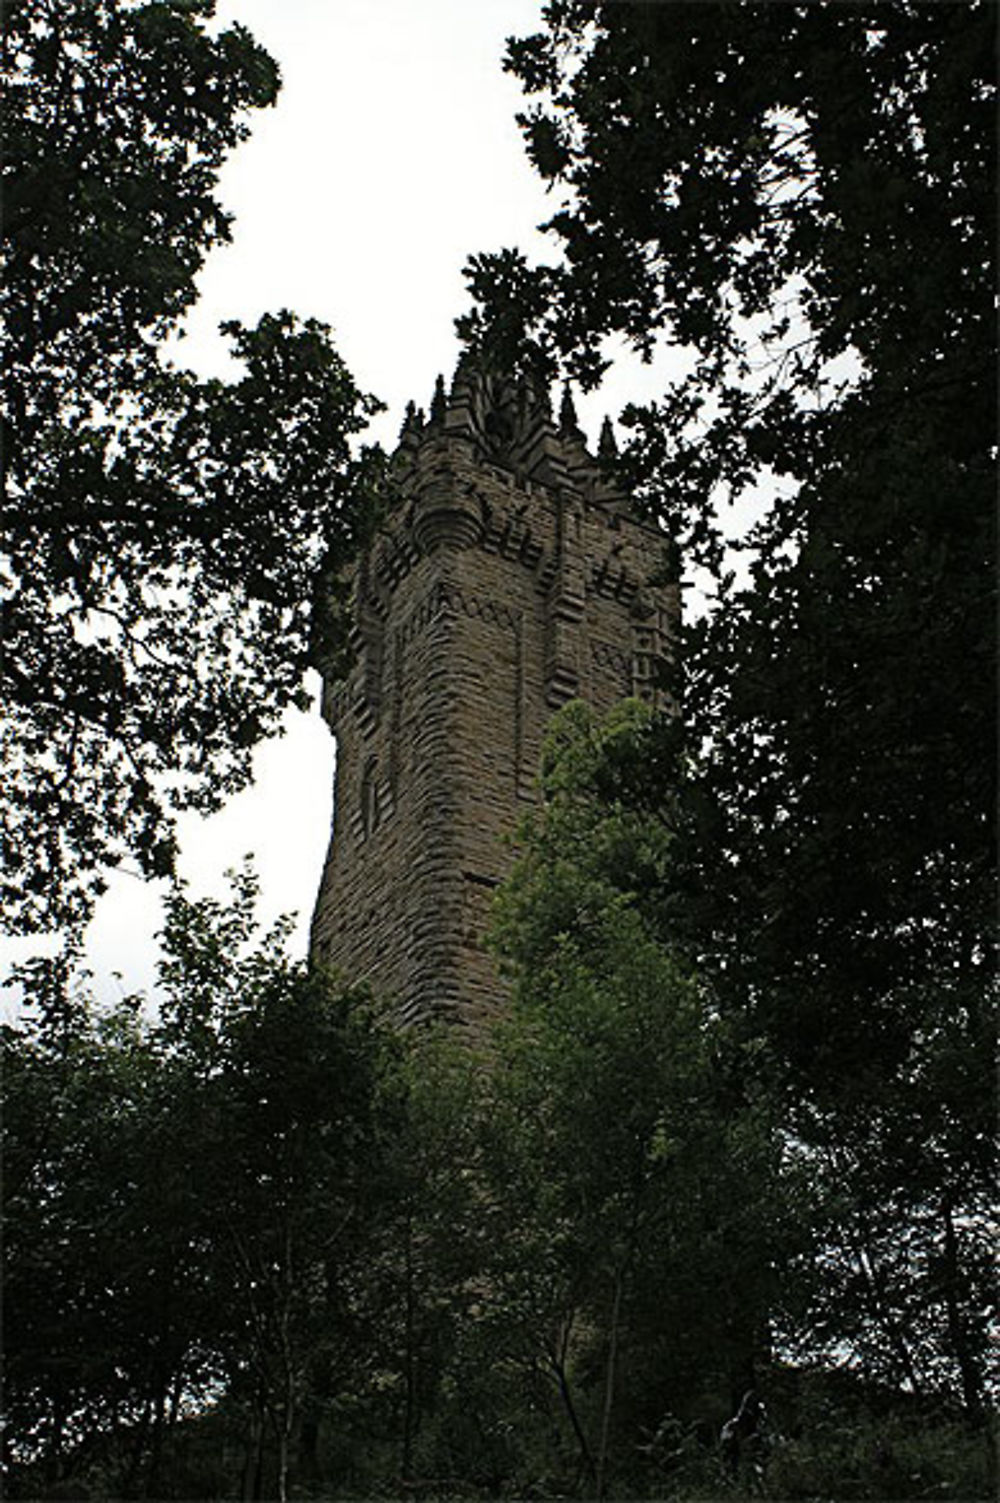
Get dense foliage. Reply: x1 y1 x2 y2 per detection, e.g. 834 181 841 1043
460 0 996 1054
459 0 997 1429
4 758 994 1500
2 0 384 933
3 871 402 1501
480 703 798 1496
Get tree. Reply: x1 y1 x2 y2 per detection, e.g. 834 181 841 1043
356 1032 491 1490
2 950 223 1499
153 868 402 1503
482 703 799 1498
2 0 385 933
2 870 401 1501
461 0 996 1420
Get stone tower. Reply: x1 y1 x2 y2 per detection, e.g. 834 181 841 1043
310 360 678 1030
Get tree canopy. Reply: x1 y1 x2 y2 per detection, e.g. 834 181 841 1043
459 0 996 1427
2 0 384 934
484 701 799 1496
3 869 401 1501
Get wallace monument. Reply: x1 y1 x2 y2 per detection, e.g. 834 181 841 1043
310 359 678 1029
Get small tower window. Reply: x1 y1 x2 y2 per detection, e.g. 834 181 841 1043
360 757 381 837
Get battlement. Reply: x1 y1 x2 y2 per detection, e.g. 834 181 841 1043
311 358 678 1031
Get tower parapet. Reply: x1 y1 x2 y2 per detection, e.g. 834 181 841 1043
311 360 678 1030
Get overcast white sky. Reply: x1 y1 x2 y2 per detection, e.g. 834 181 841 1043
5 1 681 1007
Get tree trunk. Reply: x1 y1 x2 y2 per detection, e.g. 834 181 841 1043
298 1412 321 1484
855 1234 923 1396
941 1193 983 1419
551 1353 596 1487
276 1425 289 1503
241 1396 265 1502
402 1210 417 1479
123 1396 152 1497
276 1231 296 1503
596 1269 623 1501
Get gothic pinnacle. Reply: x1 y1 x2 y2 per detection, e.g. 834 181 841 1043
429 373 447 425
598 416 619 459
450 350 476 396
559 383 580 435
399 400 419 439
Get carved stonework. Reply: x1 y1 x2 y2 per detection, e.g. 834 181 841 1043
310 360 679 1031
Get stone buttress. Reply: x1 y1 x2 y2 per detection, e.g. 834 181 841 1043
310 361 678 1031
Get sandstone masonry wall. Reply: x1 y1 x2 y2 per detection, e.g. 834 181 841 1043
310 364 678 1030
